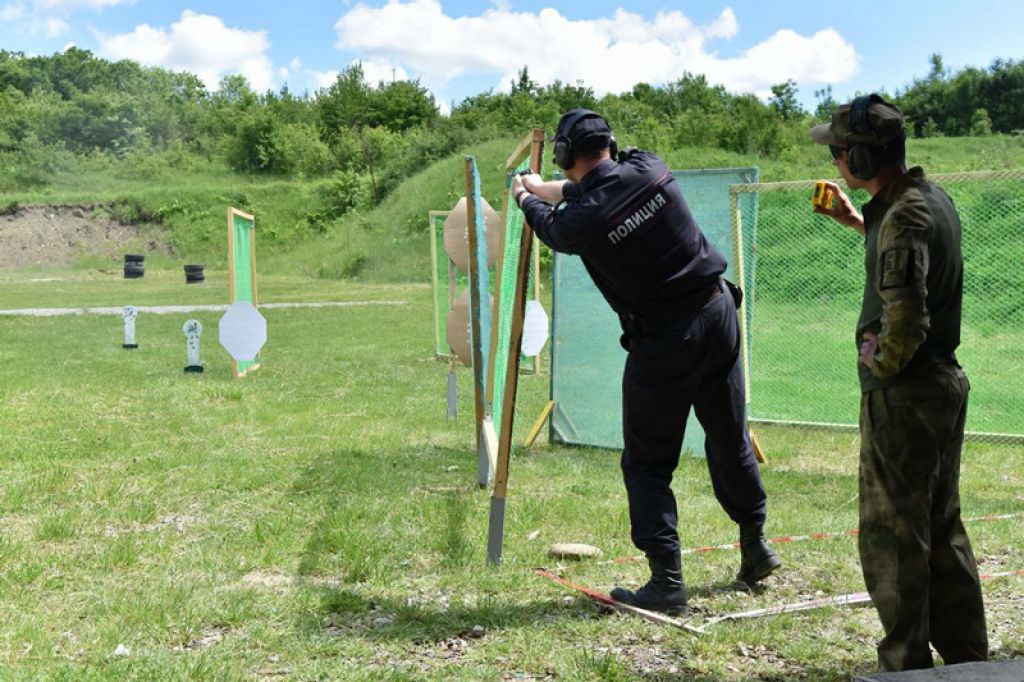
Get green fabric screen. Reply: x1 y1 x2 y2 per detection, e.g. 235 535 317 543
231 211 258 376
550 167 759 454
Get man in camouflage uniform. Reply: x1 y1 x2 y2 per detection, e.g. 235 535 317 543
810 94 987 672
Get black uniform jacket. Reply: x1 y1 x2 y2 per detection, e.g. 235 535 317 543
520 150 726 316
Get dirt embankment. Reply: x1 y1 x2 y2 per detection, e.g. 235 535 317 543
0 203 168 269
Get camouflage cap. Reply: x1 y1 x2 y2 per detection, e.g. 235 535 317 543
809 94 904 147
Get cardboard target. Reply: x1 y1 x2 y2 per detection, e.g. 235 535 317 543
443 196 500 274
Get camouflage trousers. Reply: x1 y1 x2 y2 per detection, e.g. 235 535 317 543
858 362 988 671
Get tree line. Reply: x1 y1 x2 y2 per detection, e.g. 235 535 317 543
2 47 1022 201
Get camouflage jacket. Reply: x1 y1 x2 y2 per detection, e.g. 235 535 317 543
856 167 964 392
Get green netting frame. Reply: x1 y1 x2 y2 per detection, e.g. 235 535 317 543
734 170 1024 443
429 211 463 358
549 167 759 453
489 154 541 428
230 210 259 376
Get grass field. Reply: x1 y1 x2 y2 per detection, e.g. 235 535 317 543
1 269 1022 680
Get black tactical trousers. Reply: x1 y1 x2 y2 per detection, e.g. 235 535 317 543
859 363 988 671
620 287 767 559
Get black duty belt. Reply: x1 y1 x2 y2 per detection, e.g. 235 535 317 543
618 280 723 339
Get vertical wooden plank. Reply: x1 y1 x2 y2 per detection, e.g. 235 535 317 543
488 128 545 565
429 211 442 358
249 214 258 306
730 188 752 405
227 207 238 379
528 129 544 379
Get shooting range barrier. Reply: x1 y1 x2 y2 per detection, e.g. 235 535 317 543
227 207 260 378
737 169 1024 444
485 129 546 566
550 168 1024 451
550 167 760 454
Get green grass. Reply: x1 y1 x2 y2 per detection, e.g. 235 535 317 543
1 271 1022 680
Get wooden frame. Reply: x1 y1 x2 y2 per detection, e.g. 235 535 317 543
487 128 545 565
227 207 260 379
428 209 453 359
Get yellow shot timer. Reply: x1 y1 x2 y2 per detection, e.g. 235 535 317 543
812 181 834 210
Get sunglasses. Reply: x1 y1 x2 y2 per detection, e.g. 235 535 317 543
829 145 847 160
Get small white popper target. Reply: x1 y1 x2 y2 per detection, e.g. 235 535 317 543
520 300 550 358
121 305 138 349
183 319 204 374
219 301 267 364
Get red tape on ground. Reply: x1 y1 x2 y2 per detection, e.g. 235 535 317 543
536 566 1024 632
605 512 1023 565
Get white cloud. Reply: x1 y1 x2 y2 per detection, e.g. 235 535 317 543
98 10 275 92
3 0 132 41
279 58 302 83
3 4 72 36
309 69 340 90
0 3 26 21
44 16 68 36
358 58 409 85
306 58 409 93
37 0 133 9
333 0 858 101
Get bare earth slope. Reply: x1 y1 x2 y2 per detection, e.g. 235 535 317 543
0 204 165 268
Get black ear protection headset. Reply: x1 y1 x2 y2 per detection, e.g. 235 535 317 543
846 94 905 181
553 109 617 170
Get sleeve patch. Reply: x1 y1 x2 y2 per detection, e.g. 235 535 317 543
880 248 913 290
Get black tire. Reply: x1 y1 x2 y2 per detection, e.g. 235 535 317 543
184 263 205 284
124 253 145 264
124 263 145 279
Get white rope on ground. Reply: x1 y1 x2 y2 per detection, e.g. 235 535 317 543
694 568 1024 632
537 567 1024 635
0 301 408 317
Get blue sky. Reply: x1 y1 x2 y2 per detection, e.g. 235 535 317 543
2 1 1023 112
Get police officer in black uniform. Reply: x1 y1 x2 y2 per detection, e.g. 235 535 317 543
512 109 780 614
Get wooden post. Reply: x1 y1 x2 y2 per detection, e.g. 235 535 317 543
524 400 555 447
487 129 545 566
730 188 762 464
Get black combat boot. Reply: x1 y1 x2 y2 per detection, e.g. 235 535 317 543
736 524 782 585
610 552 687 615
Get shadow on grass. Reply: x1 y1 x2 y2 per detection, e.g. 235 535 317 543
297 585 568 643
285 446 576 641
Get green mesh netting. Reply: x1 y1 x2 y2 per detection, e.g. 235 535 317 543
430 213 468 358
550 167 759 454
489 155 540 428
745 173 1024 442
231 212 258 375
